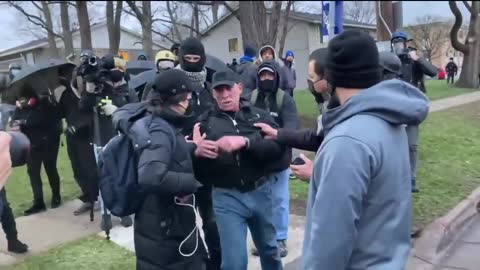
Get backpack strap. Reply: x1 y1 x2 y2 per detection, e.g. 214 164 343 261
276 90 285 112
250 89 259 105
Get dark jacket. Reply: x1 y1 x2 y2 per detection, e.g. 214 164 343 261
279 63 297 90
445 62 458 74
251 88 299 171
113 102 206 270
183 81 214 136
11 97 62 147
236 62 257 97
277 128 324 152
79 81 136 146
399 55 437 93
193 101 286 190
59 85 91 138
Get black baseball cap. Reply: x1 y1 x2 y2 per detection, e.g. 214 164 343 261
212 69 240 89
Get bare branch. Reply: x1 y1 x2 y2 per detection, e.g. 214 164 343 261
31 1 43 13
48 1 77 7
449 0 469 53
166 1 183 41
125 0 144 21
152 27 177 44
223 1 240 20
462 0 473 13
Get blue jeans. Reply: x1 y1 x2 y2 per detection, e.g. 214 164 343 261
272 169 290 241
212 178 283 270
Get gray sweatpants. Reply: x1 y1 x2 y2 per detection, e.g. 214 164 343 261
406 125 419 184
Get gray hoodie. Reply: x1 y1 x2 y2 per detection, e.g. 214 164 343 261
302 79 429 270
245 45 279 96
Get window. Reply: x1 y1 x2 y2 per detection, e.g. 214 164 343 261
228 38 239 53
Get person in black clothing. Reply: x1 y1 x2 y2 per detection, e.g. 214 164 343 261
1 189 29 253
11 85 62 216
391 29 438 193
74 55 137 227
113 69 206 270
58 68 99 216
255 48 330 182
445 57 458 84
176 37 221 270
249 60 299 257
171 43 181 66
193 69 285 270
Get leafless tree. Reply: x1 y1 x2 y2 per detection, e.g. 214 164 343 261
125 1 154 58
406 15 449 62
277 1 294 58
345 1 376 24
60 1 74 57
76 1 92 50
107 1 123 54
7 1 60 57
449 1 480 88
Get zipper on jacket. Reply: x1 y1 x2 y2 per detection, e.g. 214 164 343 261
222 112 244 186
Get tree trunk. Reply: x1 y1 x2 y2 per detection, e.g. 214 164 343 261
376 1 394 41
449 1 480 88
278 1 293 58
142 1 153 59
76 1 92 50
106 1 115 54
194 2 200 38
212 2 219 23
41 1 58 58
114 1 123 53
238 1 267 49
60 1 74 58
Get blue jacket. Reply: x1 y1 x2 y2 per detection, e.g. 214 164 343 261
302 79 429 270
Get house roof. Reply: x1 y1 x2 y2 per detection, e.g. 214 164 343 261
0 21 167 58
201 7 376 36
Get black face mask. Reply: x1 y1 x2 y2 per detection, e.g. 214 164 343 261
307 80 325 104
181 59 204 72
110 70 124 83
258 79 275 92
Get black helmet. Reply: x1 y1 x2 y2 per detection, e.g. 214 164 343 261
379 51 401 75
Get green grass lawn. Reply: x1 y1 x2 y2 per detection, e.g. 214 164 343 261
5 236 135 270
6 135 81 217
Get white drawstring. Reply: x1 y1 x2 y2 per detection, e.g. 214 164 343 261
173 194 208 257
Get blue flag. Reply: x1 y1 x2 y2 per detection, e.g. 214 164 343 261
334 1 344 34
321 1 329 36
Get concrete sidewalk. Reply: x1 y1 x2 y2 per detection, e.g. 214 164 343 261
0 90 480 269
434 216 480 270
0 200 104 266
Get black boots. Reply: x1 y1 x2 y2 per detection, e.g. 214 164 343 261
24 200 46 216
7 238 28 254
51 194 62 209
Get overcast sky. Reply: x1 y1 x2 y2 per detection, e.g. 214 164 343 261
0 1 471 52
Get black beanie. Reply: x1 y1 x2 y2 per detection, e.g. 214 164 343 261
325 30 381 89
152 69 193 103
179 37 206 72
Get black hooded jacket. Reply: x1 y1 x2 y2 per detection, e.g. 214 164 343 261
193 100 287 190
112 102 206 270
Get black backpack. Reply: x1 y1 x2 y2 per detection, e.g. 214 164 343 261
98 116 176 217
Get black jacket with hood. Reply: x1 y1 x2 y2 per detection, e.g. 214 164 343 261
245 45 278 96
193 100 286 190
250 60 300 171
112 102 206 270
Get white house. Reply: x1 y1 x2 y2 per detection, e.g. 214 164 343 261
201 9 376 89
0 21 167 73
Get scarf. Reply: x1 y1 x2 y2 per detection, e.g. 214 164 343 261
175 65 207 87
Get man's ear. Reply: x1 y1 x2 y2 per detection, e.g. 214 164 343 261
238 83 243 94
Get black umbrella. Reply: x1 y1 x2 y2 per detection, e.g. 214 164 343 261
205 54 228 83
129 69 157 91
125 60 155 76
8 59 75 102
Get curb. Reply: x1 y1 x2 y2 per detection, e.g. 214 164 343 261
406 185 480 269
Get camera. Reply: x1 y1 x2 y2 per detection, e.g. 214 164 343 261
0 105 30 167
78 54 116 94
